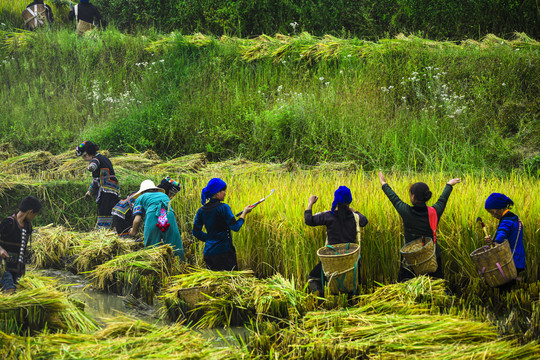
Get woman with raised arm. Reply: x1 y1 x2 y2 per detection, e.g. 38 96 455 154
378 172 460 282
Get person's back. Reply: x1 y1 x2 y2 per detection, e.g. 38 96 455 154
68 0 103 35
23 0 54 30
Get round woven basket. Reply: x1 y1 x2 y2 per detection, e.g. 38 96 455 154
77 20 95 36
400 237 437 275
317 243 360 295
176 285 216 308
470 240 517 287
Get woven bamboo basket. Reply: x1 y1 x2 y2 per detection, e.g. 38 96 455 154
22 5 47 30
400 237 438 275
77 20 95 36
317 243 360 295
176 285 216 308
470 241 517 287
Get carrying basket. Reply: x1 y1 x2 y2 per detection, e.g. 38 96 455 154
176 285 216 308
400 237 438 275
470 241 517 287
77 20 95 36
22 5 47 30
317 243 360 295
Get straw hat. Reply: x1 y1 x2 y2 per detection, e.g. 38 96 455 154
133 180 165 199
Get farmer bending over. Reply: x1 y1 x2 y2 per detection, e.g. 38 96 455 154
129 180 184 259
378 172 461 282
484 192 526 285
0 196 42 294
305 186 368 295
192 178 253 271
76 141 120 229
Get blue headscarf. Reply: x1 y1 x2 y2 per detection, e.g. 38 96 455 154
331 186 352 214
201 178 227 205
485 193 514 209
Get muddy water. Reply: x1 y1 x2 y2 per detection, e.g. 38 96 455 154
32 269 249 347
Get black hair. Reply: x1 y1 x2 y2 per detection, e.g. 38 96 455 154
19 196 42 213
409 182 432 203
84 141 99 156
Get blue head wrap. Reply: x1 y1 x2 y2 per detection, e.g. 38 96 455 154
80 0 90 3
201 178 227 205
485 193 514 209
331 186 352 214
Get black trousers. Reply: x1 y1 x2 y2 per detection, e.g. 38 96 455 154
204 247 238 271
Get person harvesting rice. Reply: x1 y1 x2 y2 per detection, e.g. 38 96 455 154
304 186 368 294
378 172 461 282
0 196 41 294
483 192 526 283
129 180 184 259
112 177 181 238
76 141 120 229
192 178 253 271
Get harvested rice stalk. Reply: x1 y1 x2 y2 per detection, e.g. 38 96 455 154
162 270 315 327
111 151 161 172
0 275 99 335
0 317 245 360
0 151 61 175
151 153 207 174
249 310 540 360
88 245 179 304
30 225 83 269
74 235 143 273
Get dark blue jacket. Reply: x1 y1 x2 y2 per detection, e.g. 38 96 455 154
494 211 526 270
192 199 244 256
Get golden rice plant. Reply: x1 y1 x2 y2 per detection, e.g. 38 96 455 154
161 269 316 327
30 225 83 269
87 244 181 304
0 274 99 335
73 234 143 273
0 317 245 360
172 170 540 289
247 278 540 359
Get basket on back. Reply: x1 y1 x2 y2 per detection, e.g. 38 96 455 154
176 285 217 308
22 4 49 30
317 243 360 295
400 237 438 275
470 241 517 287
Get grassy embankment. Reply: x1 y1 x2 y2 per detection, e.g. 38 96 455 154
0 29 538 173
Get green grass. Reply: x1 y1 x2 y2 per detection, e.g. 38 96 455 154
0 29 538 173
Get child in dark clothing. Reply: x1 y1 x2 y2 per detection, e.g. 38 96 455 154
0 196 42 293
76 141 120 229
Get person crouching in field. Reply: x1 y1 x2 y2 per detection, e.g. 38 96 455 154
23 0 54 30
129 180 184 259
68 0 104 36
378 172 461 282
483 193 526 285
192 178 253 271
304 186 368 295
76 141 120 229
0 196 41 294
112 192 137 238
